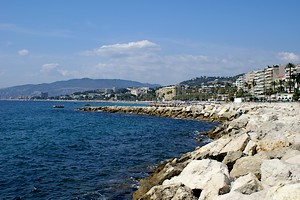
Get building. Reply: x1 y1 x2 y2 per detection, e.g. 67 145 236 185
41 92 48 99
96 88 115 94
245 71 255 95
128 87 150 96
243 65 285 98
264 65 284 93
253 69 265 97
285 64 297 93
156 85 186 101
235 75 245 91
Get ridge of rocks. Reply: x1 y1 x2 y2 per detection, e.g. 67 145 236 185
78 102 300 200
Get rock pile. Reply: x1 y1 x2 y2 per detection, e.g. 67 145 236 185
78 102 300 199
132 103 300 200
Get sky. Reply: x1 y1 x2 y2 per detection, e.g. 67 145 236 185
0 0 300 88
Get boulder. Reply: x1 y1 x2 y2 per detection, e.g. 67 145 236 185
231 173 263 194
281 150 300 161
265 183 300 200
190 137 232 160
214 191 266 200
220 133 250 154
133 161 185 200
221 110 237 120
222 151 243 171
260 159 300 187
227 115 249 130
217 107 230 117
208 137 232 157
243 140 257 156
163 159 230 200
285 154 300 164
140 183 197 200
257 132 290 152
230 155 266 179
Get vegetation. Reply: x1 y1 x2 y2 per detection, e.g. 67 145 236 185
180 75 242 87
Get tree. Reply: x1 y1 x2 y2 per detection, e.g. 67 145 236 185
293 88 300 101
278 79 285 93
272 81 277 93
286 63 295 93
295 73 300 91
236 88 244 98
228 86 237 101
266 88 274 96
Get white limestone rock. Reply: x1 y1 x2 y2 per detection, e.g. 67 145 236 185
140 183 197 200
257 132 290 152
213 191 266 200
220 133 250 154
243 140 257 156
209 137 232 156
230 155 266 179
163 159 230 200
285 154 300 164
260 159 300 187
265 183 300 200
231 173 263 194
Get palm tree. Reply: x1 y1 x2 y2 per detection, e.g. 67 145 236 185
272 81 277 94
278 79 285 93
293 73 300 101
286 63 295 93
295 73 300 90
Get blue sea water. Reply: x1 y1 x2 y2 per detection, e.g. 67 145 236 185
0 100 218 200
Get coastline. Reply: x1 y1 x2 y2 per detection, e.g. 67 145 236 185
79 102 300 200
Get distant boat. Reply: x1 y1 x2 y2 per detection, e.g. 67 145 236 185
53 105 64 108
84 104 91 106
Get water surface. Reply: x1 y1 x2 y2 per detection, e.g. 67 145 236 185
0 100 218 199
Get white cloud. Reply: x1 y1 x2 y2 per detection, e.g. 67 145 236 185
55 52 250 85
81 40 160 56
41 63 59 72
278 52 299 62
18 49 29 56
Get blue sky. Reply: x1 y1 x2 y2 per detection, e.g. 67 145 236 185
0 0 299 88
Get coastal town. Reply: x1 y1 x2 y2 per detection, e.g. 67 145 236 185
18 62 300 103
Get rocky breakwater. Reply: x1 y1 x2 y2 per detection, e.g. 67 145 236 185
77 103 239 123
77 103 300 199
131 103 300 200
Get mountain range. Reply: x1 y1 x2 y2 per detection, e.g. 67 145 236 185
0 78 161 99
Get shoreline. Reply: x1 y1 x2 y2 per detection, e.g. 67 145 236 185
78 102 300 199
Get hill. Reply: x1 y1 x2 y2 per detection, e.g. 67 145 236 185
180 75 243 87
0 78 161 99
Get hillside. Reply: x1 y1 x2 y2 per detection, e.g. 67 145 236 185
0 78 161 99
180 75 243 87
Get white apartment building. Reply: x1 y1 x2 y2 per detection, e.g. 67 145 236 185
239 65 285 98
129 87 150 96
253 69 265 97
284 64 298 93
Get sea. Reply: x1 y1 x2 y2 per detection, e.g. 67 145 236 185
0 100 218 200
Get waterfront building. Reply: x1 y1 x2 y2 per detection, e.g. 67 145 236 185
284 63 298 93
41 92 48 99
235 75 245 91
245 71 255 95
253 69 265 97
156 85 186 101
128 87 150 96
